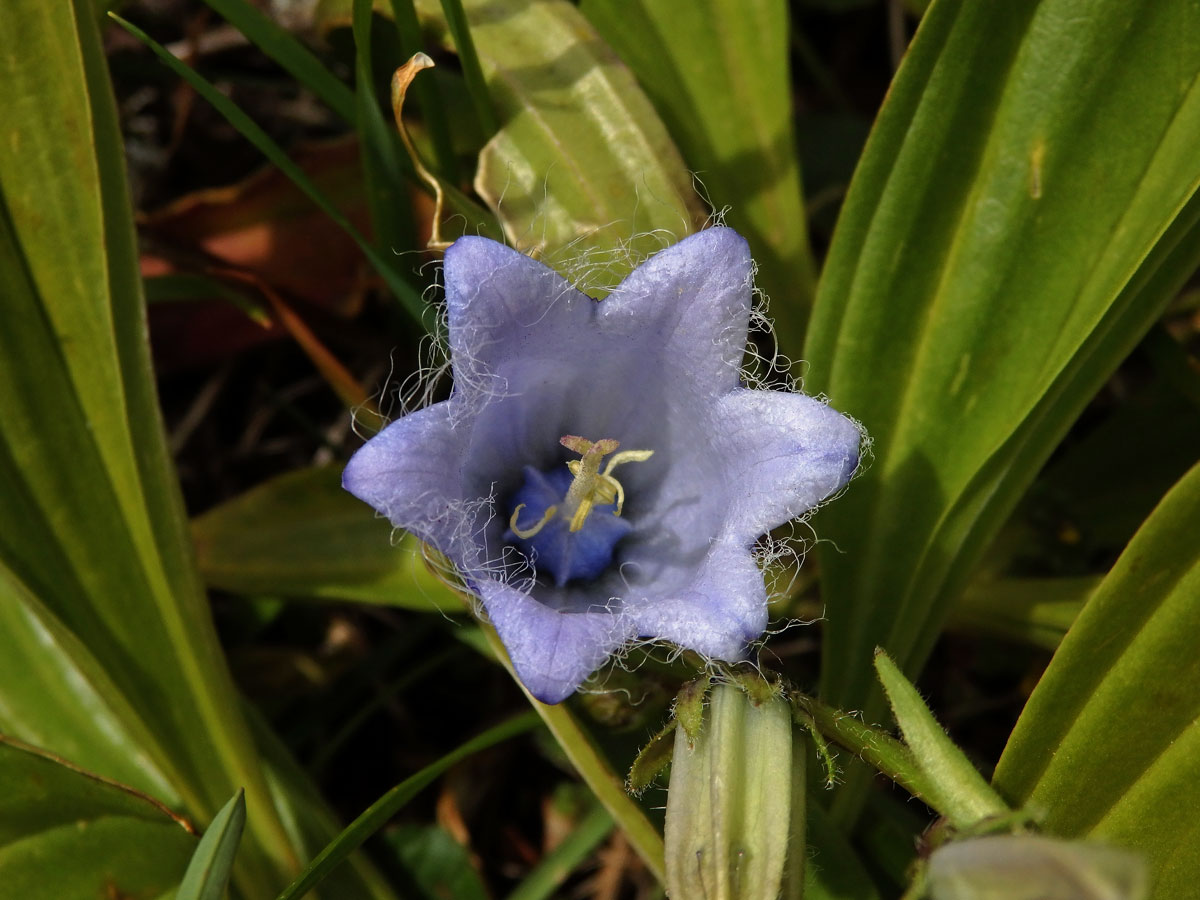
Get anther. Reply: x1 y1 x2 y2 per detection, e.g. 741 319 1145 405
558 435 653 532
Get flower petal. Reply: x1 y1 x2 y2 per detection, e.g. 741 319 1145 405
443 236 596 397
713 389 861 542
478 578 632 703
626 541 767 660
341 402 465 547
598 228 753 393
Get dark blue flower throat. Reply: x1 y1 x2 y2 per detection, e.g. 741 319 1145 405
503 436 652 587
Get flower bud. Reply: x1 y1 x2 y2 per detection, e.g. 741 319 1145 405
927 834 1147 900
664 682 794 900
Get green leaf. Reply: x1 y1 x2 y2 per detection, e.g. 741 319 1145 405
0 737 195 900
177 790 246 900
581 0 817 343
432 0 705 286
275 711 540 900
802 0 1200 822
0 3 304 893
951 576 1094 650
874 651 1008 829
993 461 1200 900
387 825 488 900
192 466 460 610
0 563 180 805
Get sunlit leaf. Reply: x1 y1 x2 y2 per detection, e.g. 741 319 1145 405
427 0 705 287
192 467 461 610
0 563 180 805
994 461 1200 900
0 3 305 894
802 0 1200 825
581 0 817 343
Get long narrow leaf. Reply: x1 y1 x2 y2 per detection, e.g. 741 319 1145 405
993 462 1200 900
436 0 496 135
0 4 304 893
353 0 418 257
802 0 1200 824
874 651 1008 828
425 0 704 286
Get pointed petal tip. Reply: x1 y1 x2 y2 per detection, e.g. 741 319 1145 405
523 677 577 706
340 441 377 505
657 226 750 268
481 580 629 707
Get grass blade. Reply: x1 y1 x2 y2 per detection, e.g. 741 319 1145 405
353 0 418 257
110 12 430 328
437 0 497 135
275 711 540 900
177 790 246 900
505 801 614 900
202 0 356 121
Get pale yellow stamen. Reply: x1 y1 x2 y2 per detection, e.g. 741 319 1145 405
509 502 557 539
559 436 654 532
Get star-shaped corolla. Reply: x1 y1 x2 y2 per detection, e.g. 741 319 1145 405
343 228 860 703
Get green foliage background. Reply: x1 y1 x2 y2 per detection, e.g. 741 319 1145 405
1 0 1197 897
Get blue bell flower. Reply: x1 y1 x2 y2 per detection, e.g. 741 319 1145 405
343 228 860 703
